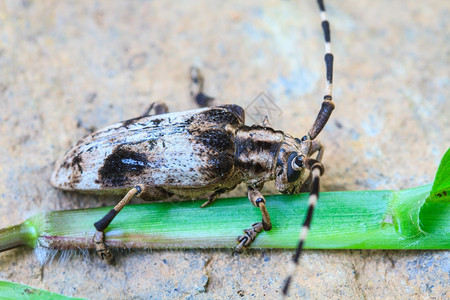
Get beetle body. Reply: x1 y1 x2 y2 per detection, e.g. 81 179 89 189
51 104 310 201
50 1 334 295
51 103 318 262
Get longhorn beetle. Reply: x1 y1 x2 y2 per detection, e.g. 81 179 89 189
50 0 333 295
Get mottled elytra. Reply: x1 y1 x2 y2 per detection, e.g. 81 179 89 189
50 0 334 297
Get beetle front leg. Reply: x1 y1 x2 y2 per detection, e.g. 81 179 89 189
235 222 264 253
235 187 272 253
248 187 272 231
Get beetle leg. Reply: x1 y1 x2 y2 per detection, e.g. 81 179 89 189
93 184 145 262
93 231 111 261
200 185 237 208
140 102 169 117
200 190 221 208
299 141 324 193
247 187 272 231
190 67 214 107
282 161 324 295
310 140 324 161
235 222 264 254
234 187 272 253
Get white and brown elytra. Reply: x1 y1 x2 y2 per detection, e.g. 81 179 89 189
282 0 334 296
50 0 334 295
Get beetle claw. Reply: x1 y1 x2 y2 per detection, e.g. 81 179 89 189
93 230 114 263
234 222 264 253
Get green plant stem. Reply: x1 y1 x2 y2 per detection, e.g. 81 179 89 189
0 221 37 252
0 183 448 253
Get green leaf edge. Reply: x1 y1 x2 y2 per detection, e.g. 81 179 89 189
0 281 86 300
429 147 450 202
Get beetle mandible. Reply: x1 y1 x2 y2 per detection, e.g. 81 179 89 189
50 1 334 293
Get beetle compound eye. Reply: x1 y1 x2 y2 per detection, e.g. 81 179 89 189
287 152 302 183
293 155 305 170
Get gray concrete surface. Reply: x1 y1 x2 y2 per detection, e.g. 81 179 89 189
0 0 448 299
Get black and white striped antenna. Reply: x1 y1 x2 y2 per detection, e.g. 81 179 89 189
282 0 334 297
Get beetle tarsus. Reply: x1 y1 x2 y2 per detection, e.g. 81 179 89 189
235 222 264 253
94 230 113 263
234 188 272 252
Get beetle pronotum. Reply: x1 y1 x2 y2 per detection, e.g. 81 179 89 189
49 0 333 295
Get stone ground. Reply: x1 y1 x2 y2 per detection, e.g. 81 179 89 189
0 0 448 299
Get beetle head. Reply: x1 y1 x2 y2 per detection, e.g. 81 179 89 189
275 134 311 194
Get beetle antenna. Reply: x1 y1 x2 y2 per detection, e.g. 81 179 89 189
282 164 322 296
282 0 333 296
308 0 334 141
